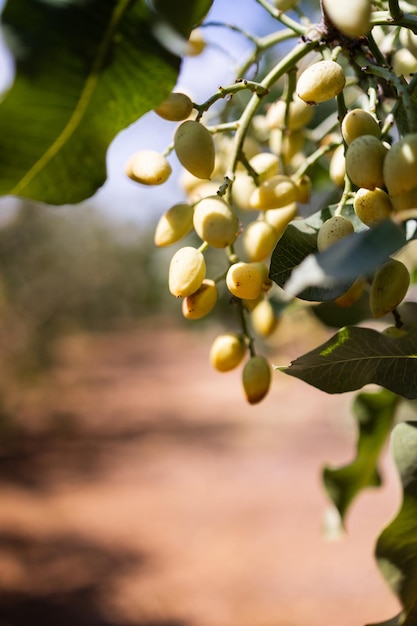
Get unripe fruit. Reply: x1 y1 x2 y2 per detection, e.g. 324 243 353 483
334 277 366 307
242 355 272 404
248 152 280 183
296 60 346 105
168 246 206 297
125 150 172 185
265 203 298 238
193 196 239 248
345 135 387 190
226 262 263 300
317 215 354 252
389 186 417 212
269 128 304 165
154 203 194 247
383 133 417 197
353 187 393 227
185 28 206 56
273 0 298 10
209 333 247 372
370 259 410 319
243 220 279 262
295 174 312 204
322 0 371 38
251 299 279 337
174 120 215 179
266 98 313 131
382 326 408 338
251 262 273 292
341 109 380 145
231 172 257 210
154 92 193 121
182 279 218 320
329 144 346 187
250 174 299 210
392 48 417 80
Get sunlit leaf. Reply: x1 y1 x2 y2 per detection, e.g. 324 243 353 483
376 422 417 623
279 326 417 399
323 389 399 522
0 0 212 205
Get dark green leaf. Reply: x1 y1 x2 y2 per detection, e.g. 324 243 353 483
269 211 354 301
365 616 402 626
311 288 371 328
280 326 417 399
323 389 399 522
0 0 212 205
273 218 407 300
376 422 417 621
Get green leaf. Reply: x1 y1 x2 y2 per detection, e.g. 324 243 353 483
376 422 417 622
311 288 371 328
280 326 417 399
269 209 354 302
365 616 402 626
323 389 399 522
0 0 212 205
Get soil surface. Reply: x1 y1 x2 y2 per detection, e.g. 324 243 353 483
0 315 403 626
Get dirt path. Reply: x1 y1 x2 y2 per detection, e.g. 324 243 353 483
0 317 402 625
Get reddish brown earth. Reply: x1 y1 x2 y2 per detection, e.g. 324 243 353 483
0 314 403 626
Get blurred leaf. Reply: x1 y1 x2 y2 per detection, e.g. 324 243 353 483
365 616 402 626
274 219 407 300
279 326 417 399
0 0 211 205
269 211 354 302
311 289 371 328
376 422 417 623
323 389 399 522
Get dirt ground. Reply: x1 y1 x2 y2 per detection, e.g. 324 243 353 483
0 314 404 626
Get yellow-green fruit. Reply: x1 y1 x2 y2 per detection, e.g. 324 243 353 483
226 262 263 300
168 246 206 297
250 174 299 210
370 259 410 319
269 128 305 166
209 333 247 372
322 0 371 38
242 355 272 404
334 277 366 307
248 152 280 183
329 144 346 187
341 109 380 145
266 98 313 131
382 326 408 338
296 60 346 105
185 28 206 56
390 186 417 212
174 120 215 179
243 220 279 262
154 92 193 121
295 175 312 204
392 48 417 80
125 150 172 185
353 188 393 227
231 172 257 210
193 196 239 248
273 0 298 10
265 203 298 237
182 279 218 320
154 203 194 247
251 299 279 337
317 215 354 252
251 262 273 292
383 133 417 197
345 135 387 190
